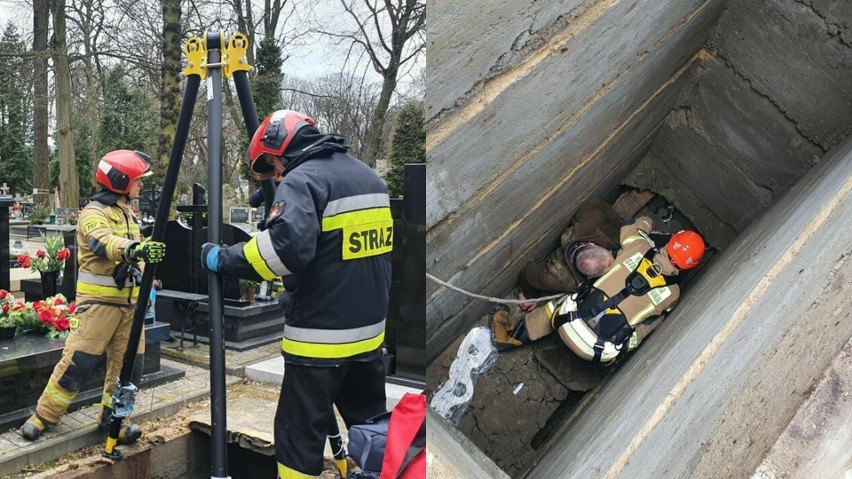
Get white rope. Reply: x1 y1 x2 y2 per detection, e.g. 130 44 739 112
426 272 565 304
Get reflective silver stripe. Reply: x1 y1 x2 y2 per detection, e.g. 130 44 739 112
283 319 385 344
324 193 389 217
257 230 292 276
77 271 132 287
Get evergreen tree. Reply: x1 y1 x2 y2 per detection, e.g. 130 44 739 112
98 66 158 156
386 103 425 198
252 37 284 121
0 23 33 197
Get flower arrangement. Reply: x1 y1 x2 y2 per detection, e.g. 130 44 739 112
30 294 77 339
0 290 76 340
0 289 19 328
69 212 78 225
17 234 71 273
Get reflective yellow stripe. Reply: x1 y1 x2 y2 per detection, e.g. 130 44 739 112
77 282 139 299
277 462 315 479
321 207 391 232
629 303 657 326
282 332 384 359
621 235 645 246
243 238 277 280
45 382 76 406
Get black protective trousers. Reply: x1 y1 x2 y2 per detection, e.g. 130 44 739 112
274 354 387 478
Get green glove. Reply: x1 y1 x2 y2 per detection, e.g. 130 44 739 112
129 239 166 264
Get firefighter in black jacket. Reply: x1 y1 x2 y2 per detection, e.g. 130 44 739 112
201 110 392 478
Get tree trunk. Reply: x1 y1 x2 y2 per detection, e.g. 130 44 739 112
362 65 398 167
32 0 50 207
52 0 78 208
157 0 182 190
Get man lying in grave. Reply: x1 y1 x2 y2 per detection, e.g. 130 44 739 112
491 201 705 366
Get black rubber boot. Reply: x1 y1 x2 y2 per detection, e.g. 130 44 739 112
20 415 50 441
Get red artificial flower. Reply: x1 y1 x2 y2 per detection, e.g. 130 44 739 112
16 254 31 268
57 248 71 261
38 309 54 324
32 301 45 311
55 317 71 331
12 301 24 311
53 296 64 306
69 303 77 314
36 250 46 259
2 304 8 313
0 289 6 299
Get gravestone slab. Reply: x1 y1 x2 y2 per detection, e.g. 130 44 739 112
0 321 182 432
229 207 249 224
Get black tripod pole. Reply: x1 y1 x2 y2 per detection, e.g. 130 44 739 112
102 58 203 460
231 68 276 213
206 30 230 479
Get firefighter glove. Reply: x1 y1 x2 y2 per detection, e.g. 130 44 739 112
200 243 220 272
128 239 166 264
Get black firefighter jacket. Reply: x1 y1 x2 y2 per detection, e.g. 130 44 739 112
216 142 392 366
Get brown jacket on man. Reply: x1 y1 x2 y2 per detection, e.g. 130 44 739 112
519 197 622 297
524 216 681 359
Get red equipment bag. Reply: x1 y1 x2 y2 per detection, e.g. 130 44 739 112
379 393 426 479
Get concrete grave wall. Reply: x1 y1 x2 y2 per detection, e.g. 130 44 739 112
625 0 852 250
426 0 726 359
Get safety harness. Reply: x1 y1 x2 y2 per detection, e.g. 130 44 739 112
551 246 679 365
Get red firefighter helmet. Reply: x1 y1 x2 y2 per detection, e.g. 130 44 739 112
666 230 705 270
247 110 316 179
96 150 153 195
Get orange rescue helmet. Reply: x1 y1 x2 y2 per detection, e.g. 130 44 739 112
247 110 316 180
666 230 705 270
96 150 153 195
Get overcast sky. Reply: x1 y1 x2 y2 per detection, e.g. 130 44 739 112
0 0 423 90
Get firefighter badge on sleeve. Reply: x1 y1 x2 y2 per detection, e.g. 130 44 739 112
267 201 285 223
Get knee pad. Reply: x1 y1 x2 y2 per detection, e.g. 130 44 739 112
57 351 101 393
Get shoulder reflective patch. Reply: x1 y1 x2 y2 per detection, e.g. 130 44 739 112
622 252 644 271
343 220 393 260
648 286 672 306
637 229 651 243
267 201 285 222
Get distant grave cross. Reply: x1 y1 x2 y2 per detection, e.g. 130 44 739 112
0 183 9 196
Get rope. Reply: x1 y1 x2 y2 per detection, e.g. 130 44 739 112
426 272 564 305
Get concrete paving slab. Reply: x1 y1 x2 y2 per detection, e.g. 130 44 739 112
244 355 422 411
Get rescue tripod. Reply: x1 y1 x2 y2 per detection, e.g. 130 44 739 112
99 30 348 478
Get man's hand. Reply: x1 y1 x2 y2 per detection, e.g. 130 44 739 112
519 292 538 313
200 243 221 273
128 240 166 263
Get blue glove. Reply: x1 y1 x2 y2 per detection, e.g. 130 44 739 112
200 243 221 272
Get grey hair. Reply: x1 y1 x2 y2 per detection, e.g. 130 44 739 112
575 245 614 278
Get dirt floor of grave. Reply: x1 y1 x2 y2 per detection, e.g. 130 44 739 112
427 304 612 478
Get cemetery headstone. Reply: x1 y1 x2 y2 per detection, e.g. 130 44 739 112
229 207 249 224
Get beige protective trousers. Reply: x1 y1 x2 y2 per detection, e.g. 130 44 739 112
34 302 145 424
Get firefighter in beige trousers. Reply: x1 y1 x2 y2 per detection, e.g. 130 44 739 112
20 150 166 443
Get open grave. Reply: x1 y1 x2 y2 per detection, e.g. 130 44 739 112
427 1 852 477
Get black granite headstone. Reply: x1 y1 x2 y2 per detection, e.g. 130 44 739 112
157 219 250 299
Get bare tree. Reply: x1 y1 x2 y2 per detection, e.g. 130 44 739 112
33 0 51 207
319 0 425 166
